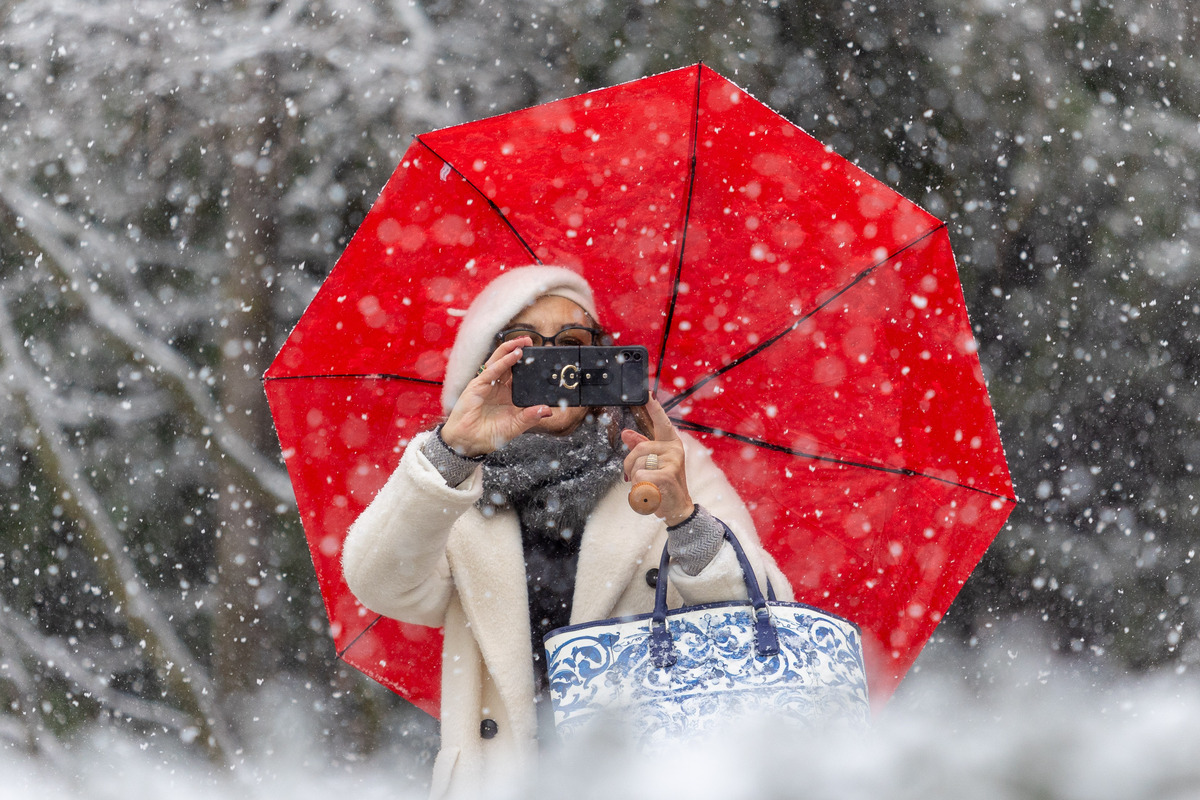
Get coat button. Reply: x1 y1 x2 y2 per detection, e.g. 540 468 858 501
645 568 659 588
480 719 498 739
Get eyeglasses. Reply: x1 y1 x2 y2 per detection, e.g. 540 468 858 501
496 326 606 347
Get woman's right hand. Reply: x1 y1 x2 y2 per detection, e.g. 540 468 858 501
439 337 553 458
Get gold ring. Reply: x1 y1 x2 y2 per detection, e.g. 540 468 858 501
644 453 660 470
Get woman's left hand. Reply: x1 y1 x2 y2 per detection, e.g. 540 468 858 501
621 397 695 526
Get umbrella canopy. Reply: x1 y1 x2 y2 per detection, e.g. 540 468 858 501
265 64 1015 715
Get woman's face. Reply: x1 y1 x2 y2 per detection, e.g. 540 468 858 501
505 294 596 435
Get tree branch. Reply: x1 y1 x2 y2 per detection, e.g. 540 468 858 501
0 611 70 769
0 293 237 762
0 180 295 508
0 611 190 733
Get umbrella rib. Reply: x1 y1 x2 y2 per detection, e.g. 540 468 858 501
262 373 442 385
673 418 1017 503
414 136 542 266
654 63 705 394
337 614 383 659
663 223 947 410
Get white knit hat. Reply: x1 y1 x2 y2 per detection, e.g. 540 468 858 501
440 265 598 412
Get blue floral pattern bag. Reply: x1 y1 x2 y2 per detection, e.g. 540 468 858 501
543 524 870 742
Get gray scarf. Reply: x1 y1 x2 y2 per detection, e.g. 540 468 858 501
478 409 627 543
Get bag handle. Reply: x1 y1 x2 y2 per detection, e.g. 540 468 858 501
649 521 780 669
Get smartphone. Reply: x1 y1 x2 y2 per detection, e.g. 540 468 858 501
511 345 649 407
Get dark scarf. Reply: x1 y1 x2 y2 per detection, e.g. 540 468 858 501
479 409 626 539
478 410 627 698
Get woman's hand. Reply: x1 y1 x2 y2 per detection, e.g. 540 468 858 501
439 337 553 457
621 397 695 526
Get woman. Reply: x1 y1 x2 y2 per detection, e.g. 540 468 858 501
342 266 792 798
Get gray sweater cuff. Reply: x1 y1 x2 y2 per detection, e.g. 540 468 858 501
420 426 483 488
666 504 726 576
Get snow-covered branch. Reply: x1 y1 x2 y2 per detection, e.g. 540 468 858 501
0 616 69 768
0 612 190 733
0 179 295 507
0 292 238 761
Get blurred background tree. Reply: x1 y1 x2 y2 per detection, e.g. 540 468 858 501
1 0 1197 767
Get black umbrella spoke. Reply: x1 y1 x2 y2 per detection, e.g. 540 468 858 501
337 614 383 659
655 63 706 395
672 418 1016 502
414 137 542 267
663 223 947 410
262 373 442 386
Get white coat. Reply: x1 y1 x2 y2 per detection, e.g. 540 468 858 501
342 429 793 798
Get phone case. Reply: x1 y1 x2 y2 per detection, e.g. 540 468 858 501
511 346 648 407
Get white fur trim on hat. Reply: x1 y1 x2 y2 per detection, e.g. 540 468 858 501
441 266 598 412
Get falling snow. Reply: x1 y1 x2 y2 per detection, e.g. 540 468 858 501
2 0 1199 792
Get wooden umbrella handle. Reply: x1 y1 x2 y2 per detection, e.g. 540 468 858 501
627 405 661 515
628 481 662 514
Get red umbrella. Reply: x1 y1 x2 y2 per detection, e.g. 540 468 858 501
265 64 1015 715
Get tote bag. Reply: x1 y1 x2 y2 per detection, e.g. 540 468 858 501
543 524 870 742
